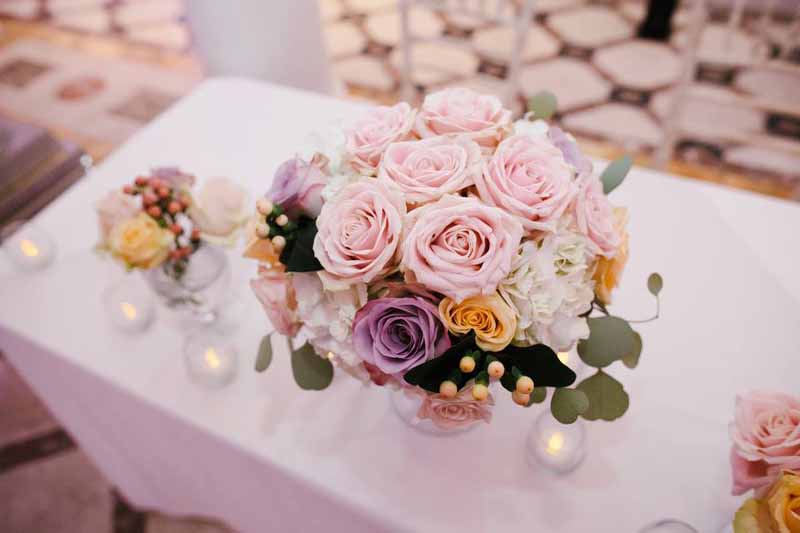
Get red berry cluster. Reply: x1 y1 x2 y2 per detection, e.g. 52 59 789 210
122 174 202 277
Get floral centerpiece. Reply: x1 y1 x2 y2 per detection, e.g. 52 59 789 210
246 88 663 430
729 391 800 532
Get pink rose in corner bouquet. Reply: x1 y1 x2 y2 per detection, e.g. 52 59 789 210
246 88 664 431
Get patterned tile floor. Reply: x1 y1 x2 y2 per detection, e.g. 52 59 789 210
0 1 799 532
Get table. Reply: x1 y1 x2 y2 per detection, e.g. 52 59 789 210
1 79 798 533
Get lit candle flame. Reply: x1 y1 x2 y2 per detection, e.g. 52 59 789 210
546 431 565 456
557 351 569 365
204 348 221 369
120 302 137 320
326 351 335 361
19 239 39 257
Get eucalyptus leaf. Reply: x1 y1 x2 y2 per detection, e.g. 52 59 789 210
621 331 642 369
647 272 663 296
578 316 638 369
529 386 547 405
291 342 334 390
600 155 632 194
527 91 557 120
254 334 273 373
576 371 629 421
550 388 589 424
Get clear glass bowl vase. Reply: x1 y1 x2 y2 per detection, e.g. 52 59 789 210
143 244 230 324
390 387 485 436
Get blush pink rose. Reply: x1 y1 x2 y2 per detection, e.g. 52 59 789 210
313 180 406 286
96 190 140 243
400 195 523 303
571 174 621 258
476 134 575 235
414 88 511 149
729 391 800 496
345 102 415 176
414 384 494 430
250 265 301 336
377 136 483 205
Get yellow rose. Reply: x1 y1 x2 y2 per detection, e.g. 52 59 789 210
108 213 173 269
593 207 629 305
733 471 800 533
439 293 516 352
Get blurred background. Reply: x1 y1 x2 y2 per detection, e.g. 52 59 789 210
0 0 798 531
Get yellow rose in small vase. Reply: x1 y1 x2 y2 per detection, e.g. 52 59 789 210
439 293 516 352
734 471 800 533
108 213 173 270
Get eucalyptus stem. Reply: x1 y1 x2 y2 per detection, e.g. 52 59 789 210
627 296 660 324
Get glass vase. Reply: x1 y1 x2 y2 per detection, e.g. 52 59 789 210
390 387 485 436
143 244 230 324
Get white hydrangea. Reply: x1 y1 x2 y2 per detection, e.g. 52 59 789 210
499 224 594 351
512 117 549 138
292 272 370 382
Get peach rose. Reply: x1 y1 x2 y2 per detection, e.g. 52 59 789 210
572 174 621 258
439 293 517 352
377 136 483 205
400 195 523 303
733 471 800 533
108 213 173 269
476 133 575 235
414 88 512 149
414 384 494 430
96 190 139 243
313 180 406 287
250 265 301 336
345 102 415 176
593 207 630 304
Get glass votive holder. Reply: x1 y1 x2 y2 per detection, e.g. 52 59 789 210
526 409 587 474
183 330 238 389
1 220 56 271
103 277 155 334
638 519 698 533
556 348 586 379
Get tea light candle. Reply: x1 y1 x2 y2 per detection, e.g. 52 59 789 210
527 409 587 474
103 278 155 333
1 221 55 271
183 331 238 388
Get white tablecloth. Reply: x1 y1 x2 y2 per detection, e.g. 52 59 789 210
1 79 798 533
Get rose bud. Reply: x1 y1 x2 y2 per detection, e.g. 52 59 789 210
134 176 149 187
170 223 183 235
168 201 182 214
157 186 170 198
147 205 162 217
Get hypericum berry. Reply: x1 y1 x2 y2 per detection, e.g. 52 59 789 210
255 221 270 238
170 223 183 235
134 176 149 187
147 205 162 218
256 198 273 215
512 390 530 406
169 250 182 261
487 360 505 379
191 228 201 241
168 201 182 214
459 355 476 373
142 192 158 206
149 179 164 190
516 376 534 395
275 214 289 227
472 383 489 401
439 380 458 398
157 186 170 198
122 185 135 195
271 235 286 251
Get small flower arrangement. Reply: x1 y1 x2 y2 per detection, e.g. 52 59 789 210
96 168 248 279
247 88 663 430
729 391 800 532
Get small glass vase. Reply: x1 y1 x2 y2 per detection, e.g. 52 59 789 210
143 244 230 324
390 388 484 436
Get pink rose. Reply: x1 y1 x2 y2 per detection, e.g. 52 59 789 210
377 136 483 205
96 190 140 243
345 102 415 176
414 88 511 149
730 391 800 496
250 265 301 336
414 384 494 430
476 134 575 235
267 155 328 218
400 195 523 303
313 180 406 286
571 174 621 258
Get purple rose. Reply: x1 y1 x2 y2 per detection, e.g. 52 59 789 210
352 297 451 377
267 154 328 217
547 127 592 176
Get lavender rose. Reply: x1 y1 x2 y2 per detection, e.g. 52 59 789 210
267 155 328 217
352 297 451 377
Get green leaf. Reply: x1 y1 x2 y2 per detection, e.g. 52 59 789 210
497 343 576 388
621 331 642 369
578 316 638 369
254 334 273 373
576 371 630 421
404 334 481 392
527 90 557 120
550 388 589 423
529 386 547 405
600 155 632 194
291 342 334 390
280 217 323 272
647 272 663 296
